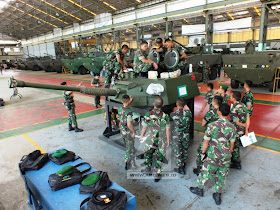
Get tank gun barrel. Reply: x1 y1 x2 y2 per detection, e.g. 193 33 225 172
8 77 125 96
171 39 188 50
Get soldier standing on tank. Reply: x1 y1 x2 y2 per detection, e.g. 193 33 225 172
230 91 250 170
242 80 254 117
170 98 192 175
215 84 230 104
61 82 83 132
91 73 102 108
104 45 129 88
199 83 214 115
118 95 137 170
134 41 158 77
193 95 223 176
151 38 167 70
198 61 210 84
140 96 170 182
164 38 188 72
190 104 236 205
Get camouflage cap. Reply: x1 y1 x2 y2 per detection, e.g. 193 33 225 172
219 84 228 91
81 174 100 186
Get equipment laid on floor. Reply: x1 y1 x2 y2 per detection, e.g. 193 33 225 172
19 148 136 210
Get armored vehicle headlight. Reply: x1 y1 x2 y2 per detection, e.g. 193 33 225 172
266 65 270 68
146 83 164 96
242 65 247 68
261 65 265 68
228 65 231 67
224 64 228 67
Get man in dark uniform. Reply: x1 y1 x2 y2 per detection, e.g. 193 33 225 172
61 82 83 132
190 104 236 205
104 45 129 88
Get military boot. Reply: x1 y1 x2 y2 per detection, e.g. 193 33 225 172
125 162 131 170
193 166 201 176
213 192 222 205
174 166 185 175
68 124 74 131
230 161 242 170
75 127 83 132
154 173 162 182
190 187 204 196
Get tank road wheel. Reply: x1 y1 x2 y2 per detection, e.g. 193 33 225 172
32 65 40 71
231 79 239 89
78 66 88 75
45 66 52 72
209 67 217 80
268 81 275 92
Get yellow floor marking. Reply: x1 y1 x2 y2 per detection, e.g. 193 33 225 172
249 145 280 154
23 134 46 153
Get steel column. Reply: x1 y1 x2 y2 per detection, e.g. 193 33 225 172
258 3 269 51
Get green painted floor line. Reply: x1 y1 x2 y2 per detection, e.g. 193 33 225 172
0 108 104 140
199 93 280 106
194 121 280 153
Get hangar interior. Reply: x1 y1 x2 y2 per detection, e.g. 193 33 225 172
0 0 280 209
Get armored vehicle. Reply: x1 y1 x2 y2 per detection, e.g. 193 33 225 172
16 59 26 70
34 56 63 72
22 57 38 70
222 40 279 92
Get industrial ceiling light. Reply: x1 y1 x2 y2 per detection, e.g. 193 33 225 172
152 24 159 29
56 12 59 16
103 1 117 10
184 18 189 24
18 0 69 25
254 6 261 16
66 0 96 16
41 0 82 21
136 0 141 3
226 12 235 20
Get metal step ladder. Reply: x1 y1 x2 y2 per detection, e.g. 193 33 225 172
273 67 280 94
62 66 70 74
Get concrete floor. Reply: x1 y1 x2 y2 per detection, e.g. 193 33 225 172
0 70 280 210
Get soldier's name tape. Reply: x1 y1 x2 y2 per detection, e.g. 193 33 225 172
127 172 178 179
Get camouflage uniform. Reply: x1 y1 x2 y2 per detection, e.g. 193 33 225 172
91 78 101 106
142 109 170 174
217 93 230 104
133 49 152 73
241 91 254 116
156 45 167 70
170 108 192 167
103 50 124 87
118 106 135 163
63 91 77 127
172 45 188 71
230 101 248 163
197 118 236 193
202 64 210 84
205 90 214 110
196 108 219 168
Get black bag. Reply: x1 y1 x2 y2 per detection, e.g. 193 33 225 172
48 149 80 165
80 189 127 210
48 162 91 191
19 150 49 175
79 171 112 194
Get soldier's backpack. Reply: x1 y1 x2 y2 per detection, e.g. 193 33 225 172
48 149 80 165
19 150 49 175
79 171 112 194
48 162 91 191
80 189 127 210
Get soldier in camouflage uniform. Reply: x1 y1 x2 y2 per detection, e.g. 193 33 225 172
151 38 167 71
61 82 83 132
190 104 236 205
215 84 230 104
193 95 223 175
140 96 170 182
134 41 158 76
91 73 102 108
165 38 188 72
230 91 250 170
242 80 254 116
198 61 210 84
170 98 192 175
199 83 214 115
103 45 129 88
118 95 136 170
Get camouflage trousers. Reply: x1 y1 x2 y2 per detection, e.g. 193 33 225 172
104 64 122 87
195 140 210 168
134 63 153 73
144 139 166 174
203 69 209 84
197 157 231 193
121 131 135 163
67 106 77 127
172 133 189 167
232 133 243 163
